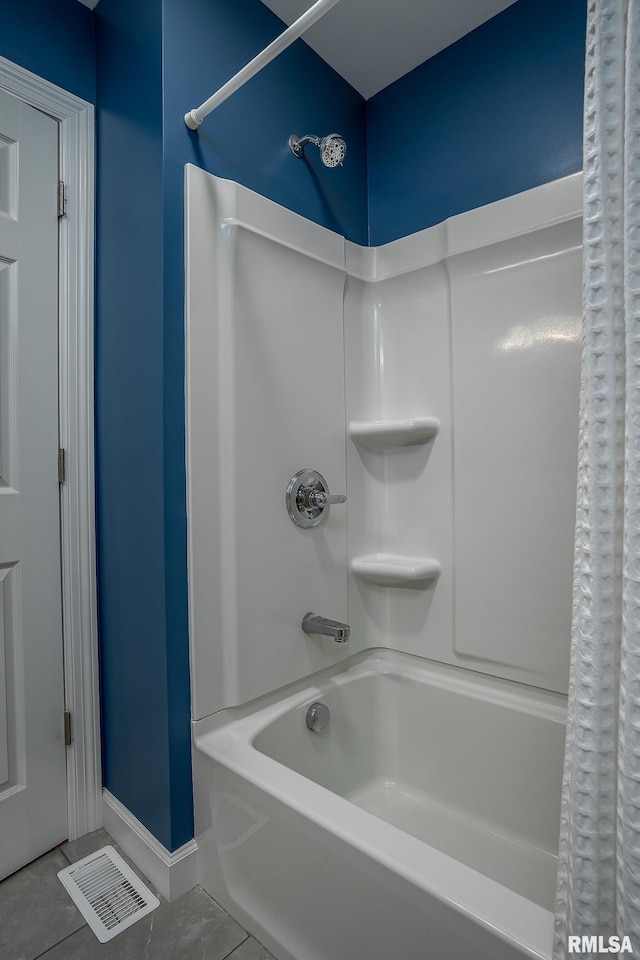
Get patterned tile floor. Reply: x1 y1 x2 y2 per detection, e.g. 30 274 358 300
0 829 276 960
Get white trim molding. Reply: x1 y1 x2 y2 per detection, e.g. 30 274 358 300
0 56 100 840
102 790 198 902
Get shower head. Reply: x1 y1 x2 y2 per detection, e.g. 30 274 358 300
320 133 347 167
289 133 347 167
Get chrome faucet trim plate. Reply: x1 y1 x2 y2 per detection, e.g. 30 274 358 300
286 469 346 528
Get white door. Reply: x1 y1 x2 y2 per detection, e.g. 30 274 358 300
0 87 66 879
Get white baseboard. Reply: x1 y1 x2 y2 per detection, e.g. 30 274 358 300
102 789 198 902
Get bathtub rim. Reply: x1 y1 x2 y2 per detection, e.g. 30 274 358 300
195 646 566 731
194 648 565 960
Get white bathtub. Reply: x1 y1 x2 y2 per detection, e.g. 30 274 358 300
193 649 566 960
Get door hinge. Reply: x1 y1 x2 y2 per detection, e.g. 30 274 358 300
58 448 66 483
64 711 72 747
57 180 67 218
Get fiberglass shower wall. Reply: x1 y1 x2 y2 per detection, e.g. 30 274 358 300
186 167 349 720
186 168 582 718
344 177 582 694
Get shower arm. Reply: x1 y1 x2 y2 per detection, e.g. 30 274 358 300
184 0 342 130
289 134 321 157
293 135 321 148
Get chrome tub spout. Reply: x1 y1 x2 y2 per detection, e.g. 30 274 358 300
302 612 350 643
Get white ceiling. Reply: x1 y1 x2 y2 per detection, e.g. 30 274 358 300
258 0 518 98
74 0 518 100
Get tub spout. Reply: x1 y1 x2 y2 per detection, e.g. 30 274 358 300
302 612 350 643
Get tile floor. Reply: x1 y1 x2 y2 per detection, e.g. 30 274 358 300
0 829 276 960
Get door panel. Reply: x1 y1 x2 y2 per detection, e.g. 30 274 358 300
0 87 66 879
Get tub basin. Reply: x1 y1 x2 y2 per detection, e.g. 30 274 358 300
193 649 566 960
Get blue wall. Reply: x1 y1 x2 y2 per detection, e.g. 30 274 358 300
367 0 587 245
0 0 95 103
95 0 186 848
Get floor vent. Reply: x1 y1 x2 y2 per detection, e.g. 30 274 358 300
58 845 160 942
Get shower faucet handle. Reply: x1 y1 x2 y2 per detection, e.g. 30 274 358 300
308 491 346 508
286 469 346 528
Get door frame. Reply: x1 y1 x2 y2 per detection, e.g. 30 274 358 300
0 55 100 841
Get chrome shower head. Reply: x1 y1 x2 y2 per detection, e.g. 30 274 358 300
289 133 347 167
319 133 347 167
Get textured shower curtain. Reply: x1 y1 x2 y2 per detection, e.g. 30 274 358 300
553 0 640 956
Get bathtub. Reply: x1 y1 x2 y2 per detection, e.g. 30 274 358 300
193 649 566 960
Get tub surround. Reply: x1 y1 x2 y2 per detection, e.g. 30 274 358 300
185 167 582 959
185 166 582 719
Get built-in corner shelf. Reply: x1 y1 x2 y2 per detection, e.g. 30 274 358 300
350 554 442 587
349 417 440 451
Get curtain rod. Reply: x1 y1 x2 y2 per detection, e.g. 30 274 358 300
184 0 342 130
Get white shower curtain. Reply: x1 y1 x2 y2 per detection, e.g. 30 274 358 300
554 0 640 956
